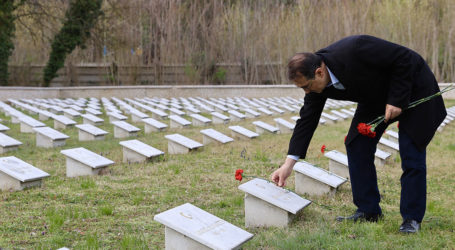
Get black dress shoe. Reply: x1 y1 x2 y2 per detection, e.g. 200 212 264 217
336 211 382 222
399 219 420 233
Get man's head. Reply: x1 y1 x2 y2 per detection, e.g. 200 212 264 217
287 52 330 94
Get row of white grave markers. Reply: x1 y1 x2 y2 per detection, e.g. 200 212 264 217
2 98 453 249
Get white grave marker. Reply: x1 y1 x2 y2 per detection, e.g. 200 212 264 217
119 139 164 163
228 110 246 122
274 118 295 134
378 138 400 155
154 203 254 250
165 134 203 154
111 121 140 138
211 112 230 124
200 129 234 145
107 112 127 123
0 123 10 132
294 161 347 196
33 127 69 148
229 126 259 140
142 118 168 133
0 156 50 191
19 116 45 133
76 124 108 141
81 114 104 126
0 133 22 153
252 121 279 134
61 147 114 177
53 115 77 129
190 114 212 127
238 178 312 228
324 150 350 179
169 115 191 128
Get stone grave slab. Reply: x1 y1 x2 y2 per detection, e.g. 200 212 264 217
63 109 81 119
49 106 64 114
229 126 259 140
154 203 254 250
257 107 273 116
294 161 347 196
0 132 22 153
330 110 348 120
378 138 400 155
76 124 108 141
185 106 201 115
111 121 140 138
33 127 69 148
61 147 114 177
81 114 104 126
38 110 54 121
0 123 10 132
0 156 50 191
211 112 230 124
385 130 399 144
19 116 45 133
170 108 186 116
169 115 191 129
324 150 349 179
269 106 285 115
119 139 164 163
130 110 148 123
142 118 167 133
252 121 279 134
53 115 77 129
244 109 261 118
85 107 102 116
238 178 311 228
321 112 339 124
190 114 212 127
273 118 295 134
200 129 234 145
228 110 246 122
340 108 355 117
107 112 127 123
374 148 392 167
165 134 203 154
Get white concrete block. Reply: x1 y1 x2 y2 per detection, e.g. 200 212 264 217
0 156 50 191
238 178 311 228
294 161 347 196
324 150 349 179
61 147 114 177
119 139 164 163
154 203 254 250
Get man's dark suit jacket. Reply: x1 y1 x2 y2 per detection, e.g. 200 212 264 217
288 35 447 158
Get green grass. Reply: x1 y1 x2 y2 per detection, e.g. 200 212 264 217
0 99 454 249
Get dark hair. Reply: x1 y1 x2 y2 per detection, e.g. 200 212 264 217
287 52 322 80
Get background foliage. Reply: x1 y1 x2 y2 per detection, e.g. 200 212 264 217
5 0 455 84
42 0 103 86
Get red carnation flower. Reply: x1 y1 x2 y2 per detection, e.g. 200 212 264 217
235 169 244 181
357 123 377 138
397 122 399 128
344 136 347 142
321 145 326 154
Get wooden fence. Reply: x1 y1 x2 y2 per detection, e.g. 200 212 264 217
7 63 284 86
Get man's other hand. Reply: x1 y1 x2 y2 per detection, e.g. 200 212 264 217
385 104 402 123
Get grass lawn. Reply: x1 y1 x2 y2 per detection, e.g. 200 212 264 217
0 99 454 249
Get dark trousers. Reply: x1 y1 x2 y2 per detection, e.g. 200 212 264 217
346 127 427 223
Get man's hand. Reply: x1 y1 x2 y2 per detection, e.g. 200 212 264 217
384 104 402 123
271 158 296 187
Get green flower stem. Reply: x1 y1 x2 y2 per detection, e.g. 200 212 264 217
366 85 455 128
